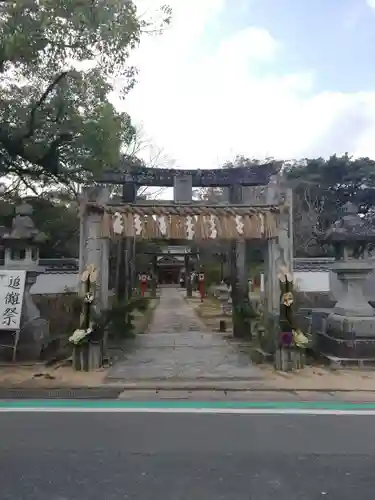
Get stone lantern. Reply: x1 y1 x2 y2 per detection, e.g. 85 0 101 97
2 203 47 271
317 202 375 359
0 203 49 360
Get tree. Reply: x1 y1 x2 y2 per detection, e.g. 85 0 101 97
0 191 80 258
199 153 375 257
0 0 171 186
285 154 375 255
122 123 176 200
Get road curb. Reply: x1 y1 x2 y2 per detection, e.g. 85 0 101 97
0 385 375 399
0 387 124 399
103 380 375 392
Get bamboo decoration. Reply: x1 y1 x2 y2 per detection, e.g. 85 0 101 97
70 264 103 372
79 264 97 331
274 267 308 371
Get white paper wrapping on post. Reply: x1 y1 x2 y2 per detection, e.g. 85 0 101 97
0 270 26 330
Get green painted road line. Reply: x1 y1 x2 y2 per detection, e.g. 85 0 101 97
1 400 375 410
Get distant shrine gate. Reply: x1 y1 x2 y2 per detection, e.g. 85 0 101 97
79 163 293 338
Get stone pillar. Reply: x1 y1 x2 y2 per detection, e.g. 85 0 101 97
173 174 192 203
184 254 192 297
116 236 134 306
263 176 293 350
151 254 157 298
78 192 87 276
116 238 126 301
228 184 250 338
264 177 280 316
100 218 110 312
174 174 193 297
280 186 293 275
81 186 109 313
121 183 137 305
264 177 293 311
122 183 138 203
125 237 133 303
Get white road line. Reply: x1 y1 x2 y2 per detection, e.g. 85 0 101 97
0 407 374 415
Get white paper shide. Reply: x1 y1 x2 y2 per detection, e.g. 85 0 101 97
0 270 26 330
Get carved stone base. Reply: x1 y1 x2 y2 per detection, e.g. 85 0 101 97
327 313 375 339
316 331 375 359
315 311 375 359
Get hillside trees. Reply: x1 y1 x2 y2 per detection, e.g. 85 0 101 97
199 154 375 257
0 0 171 187
285 154 375 255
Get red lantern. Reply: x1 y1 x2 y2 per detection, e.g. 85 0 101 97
198 273 205 302
139 274 148 297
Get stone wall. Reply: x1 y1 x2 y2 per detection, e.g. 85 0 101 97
33 293 81 337
30 272 79 295
32 293 82 359
294 291 335 310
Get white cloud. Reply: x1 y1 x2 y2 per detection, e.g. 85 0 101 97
367 0 375 10
112 0 375 169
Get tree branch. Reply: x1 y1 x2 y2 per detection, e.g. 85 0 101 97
24 71 69 139
0 126 72 175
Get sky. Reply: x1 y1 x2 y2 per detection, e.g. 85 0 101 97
114 0 375 170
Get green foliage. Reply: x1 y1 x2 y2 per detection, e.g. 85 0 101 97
285 154 375 255
203 265 222 288
93 295 150 339
0 0 171 184
202 153 375 258
0 195 79 258
234 301 257 325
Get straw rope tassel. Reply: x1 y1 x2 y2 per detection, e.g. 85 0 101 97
100 207 280 240
123 213 135 237
215 215 225 239
242 215 253 239
100 211 112 238
143 215 159 238
185 215 195 240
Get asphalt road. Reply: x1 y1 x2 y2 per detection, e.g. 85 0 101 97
1 411 375 499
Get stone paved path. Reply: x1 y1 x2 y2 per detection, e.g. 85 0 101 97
107 287 262 381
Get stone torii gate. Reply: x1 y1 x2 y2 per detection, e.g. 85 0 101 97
78 163 293 338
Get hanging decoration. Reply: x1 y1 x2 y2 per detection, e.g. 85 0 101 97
99 204 280 241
